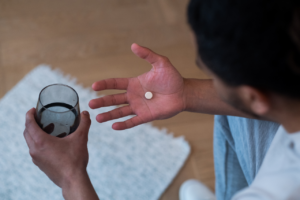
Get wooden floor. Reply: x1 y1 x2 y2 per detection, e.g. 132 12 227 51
0 0 215 199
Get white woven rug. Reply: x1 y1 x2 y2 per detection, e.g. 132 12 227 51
0 65 190 200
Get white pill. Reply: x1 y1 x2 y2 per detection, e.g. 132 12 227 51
145 92 153 100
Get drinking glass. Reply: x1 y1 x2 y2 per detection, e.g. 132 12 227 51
36 84 80 138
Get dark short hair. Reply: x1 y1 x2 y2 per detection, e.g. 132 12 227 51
188 0 300 99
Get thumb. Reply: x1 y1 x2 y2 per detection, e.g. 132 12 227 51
131 43 167 67
74 111 91 136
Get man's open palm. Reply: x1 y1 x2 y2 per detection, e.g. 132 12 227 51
89 43 186 130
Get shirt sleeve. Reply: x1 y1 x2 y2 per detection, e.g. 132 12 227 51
232 187 275 200
232 186 299 200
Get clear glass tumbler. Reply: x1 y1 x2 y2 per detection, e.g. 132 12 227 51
36 84 80 138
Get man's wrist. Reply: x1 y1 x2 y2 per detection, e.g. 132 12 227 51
62 169 99 200
182 78 189 112
62 170 89 197
182 78 197 112
62 169 87 187
182 78 219 113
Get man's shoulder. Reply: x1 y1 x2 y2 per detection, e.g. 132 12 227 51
232 125 300 200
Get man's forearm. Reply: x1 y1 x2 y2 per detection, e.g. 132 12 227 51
62 171 99 200
183 78 251 118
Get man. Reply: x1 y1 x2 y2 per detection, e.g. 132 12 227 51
24 0 300 199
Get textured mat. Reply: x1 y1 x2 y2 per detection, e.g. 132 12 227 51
0 65 190 200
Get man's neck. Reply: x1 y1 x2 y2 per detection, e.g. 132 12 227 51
273 97 300 133
281 117 300 133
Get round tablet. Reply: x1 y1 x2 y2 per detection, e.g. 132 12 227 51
145 92 153 100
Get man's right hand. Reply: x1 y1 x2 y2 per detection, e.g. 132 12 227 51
89 43 186 130
24 108 99 200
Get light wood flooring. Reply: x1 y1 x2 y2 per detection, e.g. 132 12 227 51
0 0 215 199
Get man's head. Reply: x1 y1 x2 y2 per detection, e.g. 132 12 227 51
188 0 300 120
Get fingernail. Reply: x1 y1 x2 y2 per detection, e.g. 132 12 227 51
83 111 89 115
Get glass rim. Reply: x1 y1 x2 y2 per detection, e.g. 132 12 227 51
38 83 79 114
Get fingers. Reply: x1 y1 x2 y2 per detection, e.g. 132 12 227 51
92 78 129 91
74 111 91 137
23 129 39 162
25 108 48 142
112 116 144 130
131 43 169 67
23 130 35 149
89 93 128 109
96 106 133 123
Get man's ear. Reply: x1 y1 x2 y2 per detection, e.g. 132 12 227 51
239 86 270 115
